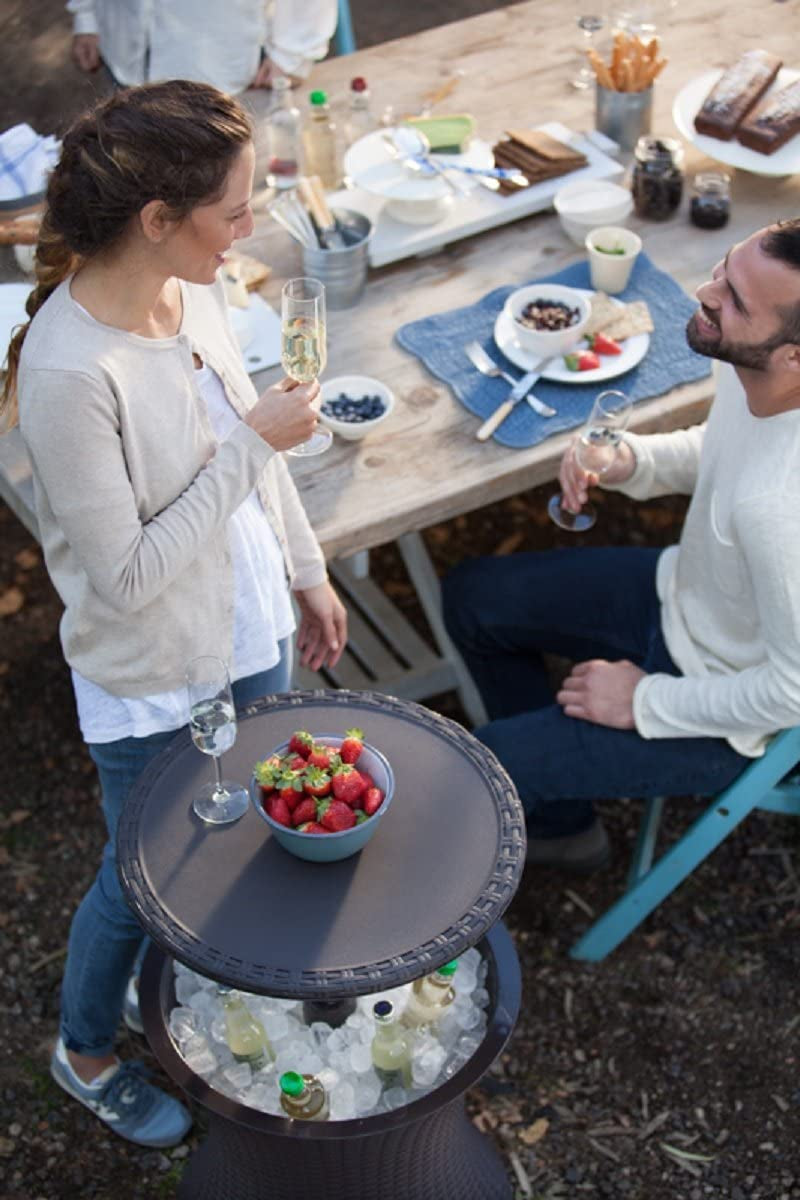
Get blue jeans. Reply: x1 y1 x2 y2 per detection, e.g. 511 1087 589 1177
442 548 749 838
60 645 292 1056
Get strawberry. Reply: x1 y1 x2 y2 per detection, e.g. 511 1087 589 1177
307 744 333 770
303 765 331 798
288 730 314 759
254 755 282 796
291 796 318 827
318 798 356 832
288 754 308 772
297 821 327 834
358 771 375 792
564 350 601 372
339 727 364 765
331 763 367 806
588 332 622 356
278 770 305 811
266 794 291 827
362 786 384 817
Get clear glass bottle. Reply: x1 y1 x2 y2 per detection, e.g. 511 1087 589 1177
402 961 458 1028
265 74 302 191
279 1070 330 1121
344 76 374 146
689 171 731 230
302 89 341 191
218 988 274 1069
631 135 684 221
371 1000 412 1089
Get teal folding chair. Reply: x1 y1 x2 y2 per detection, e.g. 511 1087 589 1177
334 0 357 55
570 725 800 961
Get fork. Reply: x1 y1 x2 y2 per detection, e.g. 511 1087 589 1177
464 341 557 418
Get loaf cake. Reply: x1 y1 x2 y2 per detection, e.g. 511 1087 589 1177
737 77 800 154
694 50 782 141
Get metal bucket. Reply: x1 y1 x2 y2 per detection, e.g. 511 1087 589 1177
595 84 653 152
301 208 372 310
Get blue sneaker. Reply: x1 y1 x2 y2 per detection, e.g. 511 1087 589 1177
50 1038 191 1148
123 974 144 1035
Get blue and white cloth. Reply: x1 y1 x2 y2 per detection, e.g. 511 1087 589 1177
0 124 60 207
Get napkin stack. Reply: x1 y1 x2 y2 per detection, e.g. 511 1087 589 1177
492 128 587 195
0 124 60 211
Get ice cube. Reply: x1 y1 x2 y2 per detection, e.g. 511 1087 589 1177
353 1072 382 1115
382 1086 409 1111
329 1080 357 1121
168 1006 197 1044
317 1066 340 1092
326 1027 349 1054
348 1042 373 1074
184 1043 218 1077
412 1042 446 1088
261 1011 290 1042
209 1013 228 1044
223 1061 253 1091
175 974 199 1005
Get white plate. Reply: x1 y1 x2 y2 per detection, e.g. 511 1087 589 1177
493 290 649 383
0 282 32 370
672 67 800 177
343 128 495 202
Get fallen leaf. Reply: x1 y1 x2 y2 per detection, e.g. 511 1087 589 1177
9 809 31 825
519 1116 549 1145
494 531 525 556
0 586 24 617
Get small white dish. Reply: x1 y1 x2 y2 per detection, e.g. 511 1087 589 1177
585 226 643 295
553 178 633 245
503 283 590 358
494 292 649 383
319 374 395 440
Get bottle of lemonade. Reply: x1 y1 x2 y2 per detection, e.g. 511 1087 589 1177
402 961 458 1028
218 988 274 1070
370 1000 412 1089
279 1071 330 1121
303 90 340 191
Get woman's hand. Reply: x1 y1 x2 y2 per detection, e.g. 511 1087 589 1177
245 377 320 452
72 34 101 72
294 581 347 671
558 436 636 515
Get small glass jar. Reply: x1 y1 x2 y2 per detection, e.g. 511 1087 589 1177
689 171 731 230
631 136 685 220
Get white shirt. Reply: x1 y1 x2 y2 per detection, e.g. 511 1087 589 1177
72 362 295 743
67 0 338 92
609 362 800 757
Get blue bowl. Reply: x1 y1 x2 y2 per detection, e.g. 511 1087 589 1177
250 734 394 863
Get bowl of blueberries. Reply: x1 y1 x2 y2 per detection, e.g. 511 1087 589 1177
318 374 395 441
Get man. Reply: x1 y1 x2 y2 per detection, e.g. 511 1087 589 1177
443 221 800 871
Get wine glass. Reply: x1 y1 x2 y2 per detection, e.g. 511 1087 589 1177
571 13 605 90
281 276 332 457
186 656 249 824
548 389 633 532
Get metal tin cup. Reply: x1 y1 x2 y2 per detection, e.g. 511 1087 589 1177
595 85 653 153
301 208 372 310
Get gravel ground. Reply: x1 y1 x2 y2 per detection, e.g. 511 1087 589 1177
2 481 799 1200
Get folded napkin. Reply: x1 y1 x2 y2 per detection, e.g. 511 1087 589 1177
395 255 712 450
0 124 60 206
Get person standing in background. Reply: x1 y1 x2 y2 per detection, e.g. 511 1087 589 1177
67 0 338 94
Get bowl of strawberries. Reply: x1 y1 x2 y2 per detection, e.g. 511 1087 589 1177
251 727 394 862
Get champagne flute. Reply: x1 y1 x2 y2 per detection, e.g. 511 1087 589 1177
548 389 633 532
186 656 249 824
281 276 332 456
572 13 605 89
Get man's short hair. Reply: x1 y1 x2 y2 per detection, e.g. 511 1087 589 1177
761 219 800 346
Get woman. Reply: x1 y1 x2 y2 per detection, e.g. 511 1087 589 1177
1 79 347 1147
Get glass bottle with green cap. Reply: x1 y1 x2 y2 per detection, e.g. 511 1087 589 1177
217 987 274 1070
279 1070 329 1121
402 960 459 1029
370 1000 412 1089
302 89 340 191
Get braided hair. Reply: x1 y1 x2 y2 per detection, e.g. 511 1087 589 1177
1 79 252 428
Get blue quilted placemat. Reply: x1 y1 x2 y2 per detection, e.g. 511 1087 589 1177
395 254 712 448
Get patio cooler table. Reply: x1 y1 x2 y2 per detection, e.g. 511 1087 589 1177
117 689 526 1200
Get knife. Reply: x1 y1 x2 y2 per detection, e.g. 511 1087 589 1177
476 360 555 441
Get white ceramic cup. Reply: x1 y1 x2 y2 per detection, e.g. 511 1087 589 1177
585 226 643 295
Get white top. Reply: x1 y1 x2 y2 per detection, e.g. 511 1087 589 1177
66 0 338 92
73 362 295 743
609 362 800 757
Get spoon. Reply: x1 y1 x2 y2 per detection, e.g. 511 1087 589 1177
392 127 529 188
464 341 557 418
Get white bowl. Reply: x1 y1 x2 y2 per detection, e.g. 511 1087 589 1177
553 179 633 246
319 375 395 441
585 225 643 295
504 284 591 358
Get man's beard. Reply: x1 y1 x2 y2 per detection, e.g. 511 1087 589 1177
686 308 776 371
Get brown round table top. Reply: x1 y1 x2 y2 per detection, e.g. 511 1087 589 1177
117 689 525 998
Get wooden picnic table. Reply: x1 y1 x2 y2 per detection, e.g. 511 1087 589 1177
2 0 799 715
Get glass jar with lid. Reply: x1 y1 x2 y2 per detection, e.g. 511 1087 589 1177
631 136 684 220
689 171 731 229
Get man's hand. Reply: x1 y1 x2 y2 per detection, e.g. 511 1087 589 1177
558 437 636 516
72 34 101 72
249 59 301 89
293 581 347 671
556 659 644 729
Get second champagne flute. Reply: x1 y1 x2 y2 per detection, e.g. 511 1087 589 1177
281 276 332 456
186 656 249 824
548 389 633 532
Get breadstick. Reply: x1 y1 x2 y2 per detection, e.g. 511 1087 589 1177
644 37 658 62
588 48 615 90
